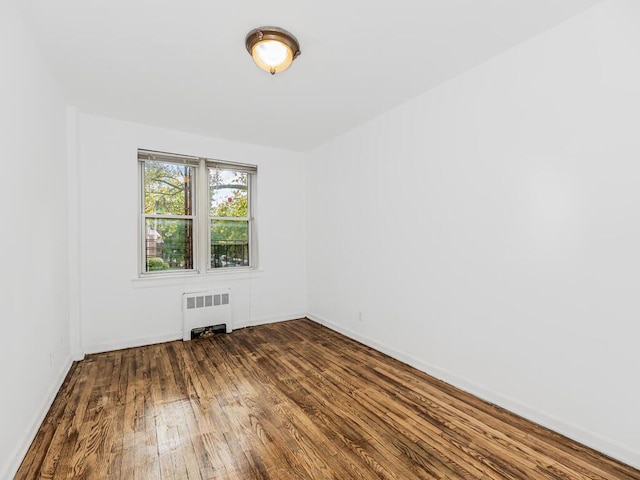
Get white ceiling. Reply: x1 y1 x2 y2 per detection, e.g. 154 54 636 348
20 0 602 152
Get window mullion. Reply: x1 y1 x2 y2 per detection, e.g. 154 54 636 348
197 158 209 273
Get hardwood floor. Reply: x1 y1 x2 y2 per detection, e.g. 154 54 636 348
17 319 640 479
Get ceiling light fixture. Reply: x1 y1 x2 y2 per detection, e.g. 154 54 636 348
245 26 301 75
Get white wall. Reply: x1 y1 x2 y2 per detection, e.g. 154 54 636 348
0 3 72 479
307 0 640 469
77 114 306 354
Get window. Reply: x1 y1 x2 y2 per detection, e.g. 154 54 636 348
139 150 256 275
210 167 251 268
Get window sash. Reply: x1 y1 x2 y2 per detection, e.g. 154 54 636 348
144 217 196 272
210 219 251 269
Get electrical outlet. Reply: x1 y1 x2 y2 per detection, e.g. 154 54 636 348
358 311 364 323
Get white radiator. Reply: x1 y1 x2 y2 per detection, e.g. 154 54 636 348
182 288 232 341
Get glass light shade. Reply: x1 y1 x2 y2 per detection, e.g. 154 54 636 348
252 40 293 74
245 27 300 75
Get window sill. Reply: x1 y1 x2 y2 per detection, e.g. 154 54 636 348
131 268 263 288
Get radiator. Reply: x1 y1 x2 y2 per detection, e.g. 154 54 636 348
182 288 232 341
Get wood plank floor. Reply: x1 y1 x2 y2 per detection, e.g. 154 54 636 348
16 319 640 479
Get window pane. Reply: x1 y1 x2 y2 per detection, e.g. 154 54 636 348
145 218 193 271
144 161 194 215
210 168 248 218
211 220 249 268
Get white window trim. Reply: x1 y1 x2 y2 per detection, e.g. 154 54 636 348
137 149 258 278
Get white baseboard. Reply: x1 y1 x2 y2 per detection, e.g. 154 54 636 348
84 313 307 354
84 332 183 355
306 313 640 471
234 312 306 330
2 356 73 480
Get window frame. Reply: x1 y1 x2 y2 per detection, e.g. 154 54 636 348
207 164 253 271
138 149 257 277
